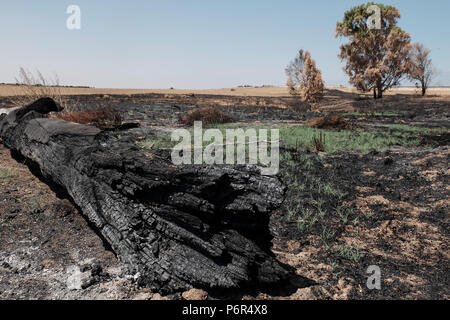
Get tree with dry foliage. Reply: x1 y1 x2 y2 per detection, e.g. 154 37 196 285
286 49 324 105
336 3 411 99
408 43 434 96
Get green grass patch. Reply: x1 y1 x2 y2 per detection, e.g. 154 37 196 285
335 245 364 265
215 123 447 154
136 123 448 156
280 152 352 246
137 134 177 150
279 125 426 153
0 168 14 183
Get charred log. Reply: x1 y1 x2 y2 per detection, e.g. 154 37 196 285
0 98 289 294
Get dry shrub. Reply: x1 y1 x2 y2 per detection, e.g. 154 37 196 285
181 106 234 126
55 107 122 129
287 99 310 113
306 114 348 130
10 68 69 109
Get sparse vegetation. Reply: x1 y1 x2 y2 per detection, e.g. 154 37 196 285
212 123 446 154
10 67 68 108
55 107 123 129
312 132 325 152
0 168 14 183
335 245 364 264
284 124 447 153
26 196 49 215
280 152 353 255
138 121 438 158
137 134 176 150
181 106 234 126
306 114 348 130
342 110 401 117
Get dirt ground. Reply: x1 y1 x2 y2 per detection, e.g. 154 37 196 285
0 90 448 300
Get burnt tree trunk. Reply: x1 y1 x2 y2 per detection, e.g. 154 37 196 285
0 98 290 294
376 80 383 99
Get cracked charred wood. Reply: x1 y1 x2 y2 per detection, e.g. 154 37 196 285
0 98 289 294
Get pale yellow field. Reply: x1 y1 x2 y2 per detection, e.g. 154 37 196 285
1 84 449 97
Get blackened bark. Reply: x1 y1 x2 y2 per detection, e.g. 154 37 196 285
0 98 289 294
376 81 383 99
377 89 383 99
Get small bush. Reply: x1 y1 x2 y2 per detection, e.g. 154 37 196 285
181 106 234 126
306 114 348 130
55 107 122 129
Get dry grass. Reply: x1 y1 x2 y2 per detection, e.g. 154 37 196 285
312 132 326 152
9 68 68 109
54 107 122 129
7 68 124 129
181 106 234 126
2 84 450 98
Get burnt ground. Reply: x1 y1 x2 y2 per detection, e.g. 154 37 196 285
0 92 449 300
268 146 449 300
0 146 163 300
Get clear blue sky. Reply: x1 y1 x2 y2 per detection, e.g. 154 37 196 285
1 0 449 89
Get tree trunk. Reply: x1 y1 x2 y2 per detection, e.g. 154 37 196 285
422 83 426 96
376 83 383 99
377 89 383 99
0 98 290 295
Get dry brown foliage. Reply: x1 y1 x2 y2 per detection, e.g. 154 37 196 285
55 107 122 129
181 106 234 126
286 50 324 107
306 114 348 130
338 30 411 99
336 5 411 99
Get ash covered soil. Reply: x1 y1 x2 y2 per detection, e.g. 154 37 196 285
0 93 449 300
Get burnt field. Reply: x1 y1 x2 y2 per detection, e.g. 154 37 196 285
0 92 449 300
